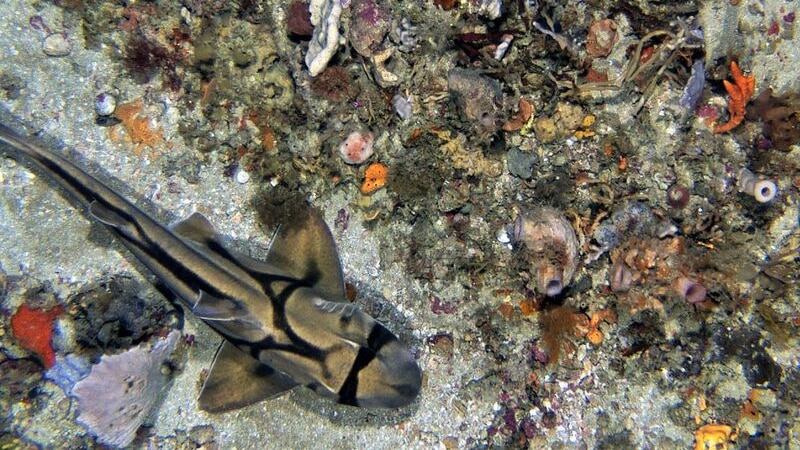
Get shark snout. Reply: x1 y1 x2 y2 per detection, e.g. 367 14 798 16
355 339 422 408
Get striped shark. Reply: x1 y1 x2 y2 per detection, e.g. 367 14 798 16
0 123 421 410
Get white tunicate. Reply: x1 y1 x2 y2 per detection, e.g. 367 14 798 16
738 168 778 203
496 228 510 244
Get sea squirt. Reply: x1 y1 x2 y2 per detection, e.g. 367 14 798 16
513 207 579 297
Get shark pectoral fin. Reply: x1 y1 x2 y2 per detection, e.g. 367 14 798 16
266 209 347 300
88 201 126 227
192 290 247 320
168 211 217 243
199 341 299 413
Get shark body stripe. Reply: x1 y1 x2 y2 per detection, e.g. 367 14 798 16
0 124 421 410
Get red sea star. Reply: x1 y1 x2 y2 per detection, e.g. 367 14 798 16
713 61 756 134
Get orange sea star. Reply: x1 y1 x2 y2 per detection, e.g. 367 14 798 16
713 61 756 134
111 98 168 155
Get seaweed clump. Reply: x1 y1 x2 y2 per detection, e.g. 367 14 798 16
122 33 184 91
389 131 453 208
538 305 580 364
747 88 800 151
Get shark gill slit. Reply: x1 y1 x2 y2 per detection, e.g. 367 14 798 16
337 323 396 405
265 280 330 360
202 239 300 291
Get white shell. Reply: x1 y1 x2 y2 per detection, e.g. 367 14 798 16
42 33 71 57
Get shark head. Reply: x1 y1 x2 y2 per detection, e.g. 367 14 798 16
341 327 422 408
273 290 421 408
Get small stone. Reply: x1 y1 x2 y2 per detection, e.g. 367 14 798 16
94 93 117 116
506 146 538 179
496 228 511 244
188 424 216 445
42 33 71 57
236 169 251 184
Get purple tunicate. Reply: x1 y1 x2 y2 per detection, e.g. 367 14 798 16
349 0 391 57
680 60 705 110
429 295 457 314
676 277 707 304
610 262 633 292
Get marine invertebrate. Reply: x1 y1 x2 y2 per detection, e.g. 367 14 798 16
338 130 374 164
666 184 690 208
680 60 705 110
306 0 343 76
513 207 579 297
94 92 116 117
311 66 358 102
746 88 800 151
538 305 580 363
447 68 502 132
694 423 734 450
287 0 313 37
713 61 756 133
738 168 778 203
361 161 388 195
502 98 533 132
609 261 633 292
392 93 413 120
349 0 391 57
675 276 707 304
391 17 418 52
122 33 183 91
72 330 180 447
10 304 65 368
112 98 167 155
586 19 617 57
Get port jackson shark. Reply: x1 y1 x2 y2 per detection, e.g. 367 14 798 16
0 124 421 411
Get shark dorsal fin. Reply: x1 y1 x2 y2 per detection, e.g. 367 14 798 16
168 211 216 242
169 212 291 278
198 341 298 413
265 209 346 301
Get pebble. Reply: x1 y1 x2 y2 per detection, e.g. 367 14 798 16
42 33 71 57
94 92 116 116
236 168 251 184
496 227 511 244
